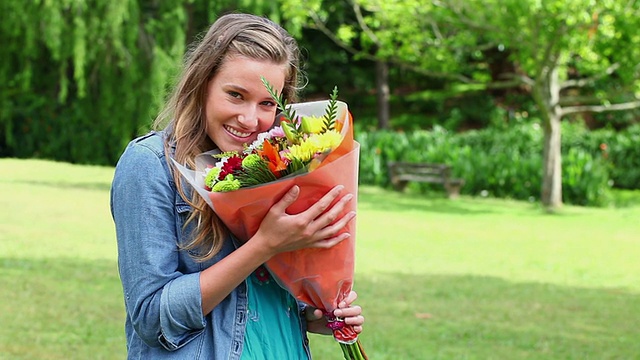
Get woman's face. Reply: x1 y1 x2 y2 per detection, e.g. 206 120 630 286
204 55 287 153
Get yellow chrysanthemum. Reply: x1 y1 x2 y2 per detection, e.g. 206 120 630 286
286 142 315 162
286 130 342 162
311 130 342 151
300 115 326 134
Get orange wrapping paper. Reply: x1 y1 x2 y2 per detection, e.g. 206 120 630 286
210 142 359 313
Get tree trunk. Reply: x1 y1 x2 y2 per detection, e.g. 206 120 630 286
184 2 196 44
541 112 563 210
375 60 390 129
540 66 563 211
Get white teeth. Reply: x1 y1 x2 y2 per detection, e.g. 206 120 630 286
225 125 251 137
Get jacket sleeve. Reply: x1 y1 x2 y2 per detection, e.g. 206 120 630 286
110 139 206 351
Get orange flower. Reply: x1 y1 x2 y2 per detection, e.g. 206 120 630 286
258 139 287 176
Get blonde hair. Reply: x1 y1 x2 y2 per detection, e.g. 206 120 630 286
153 13 301 261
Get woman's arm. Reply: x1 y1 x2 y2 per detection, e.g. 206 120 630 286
111 140 205 350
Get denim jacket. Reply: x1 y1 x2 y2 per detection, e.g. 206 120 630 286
110 131 311 359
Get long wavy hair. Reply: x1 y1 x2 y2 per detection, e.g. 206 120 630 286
153 13 301 261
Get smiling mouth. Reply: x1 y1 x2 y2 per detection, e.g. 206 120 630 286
224 125 252 138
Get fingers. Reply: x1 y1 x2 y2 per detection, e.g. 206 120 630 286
308 186 356 243
271 184 349 222
315 192 355 227
283 184 356 238
335 305 361 318
305 307 324 321
311 212 356 249
311 232 351 249
340 291 358 306
334 291 361 317
262 184 355 252
334 303 364 332
269 185 300 214
345 316 364 332
305 185 347 222
334 291 363 328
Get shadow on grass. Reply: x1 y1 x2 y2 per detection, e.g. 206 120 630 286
3 258 639 360
337 272 640 360
0 257 126 360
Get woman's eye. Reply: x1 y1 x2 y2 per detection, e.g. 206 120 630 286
260 100 276 107
228 91 242 99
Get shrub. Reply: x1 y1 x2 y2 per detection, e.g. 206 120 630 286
355 121 616 206
605 125 640 189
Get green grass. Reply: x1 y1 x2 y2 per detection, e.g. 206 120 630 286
1 158 639 359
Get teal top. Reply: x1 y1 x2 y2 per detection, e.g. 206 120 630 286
241 266 309 360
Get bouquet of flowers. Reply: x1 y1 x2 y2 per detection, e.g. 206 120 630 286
174 80 367 360
201 82 344 194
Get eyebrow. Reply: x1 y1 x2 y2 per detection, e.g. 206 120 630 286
224 84 249 93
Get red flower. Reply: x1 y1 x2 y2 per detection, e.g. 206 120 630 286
219 156 243 179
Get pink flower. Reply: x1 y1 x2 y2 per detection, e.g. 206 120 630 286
268 126 285 138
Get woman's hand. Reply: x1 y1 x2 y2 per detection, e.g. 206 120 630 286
252 184 356 257
305 291 365 335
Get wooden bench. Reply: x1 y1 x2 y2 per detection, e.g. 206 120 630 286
387 161 465 198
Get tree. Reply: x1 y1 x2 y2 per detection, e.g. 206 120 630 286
282 0 392 129
0 0 284 165
285 0 640 210
0 0 190 164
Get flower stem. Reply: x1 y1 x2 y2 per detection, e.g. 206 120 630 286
339 339 368 360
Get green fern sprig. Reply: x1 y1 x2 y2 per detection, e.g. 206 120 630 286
236 162 278 187
261 76 299 133
212 151 240 159
323 86 339 132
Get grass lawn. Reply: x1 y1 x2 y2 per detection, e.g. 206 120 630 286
1 158 639 359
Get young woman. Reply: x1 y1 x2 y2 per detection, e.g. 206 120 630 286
110 13 364 359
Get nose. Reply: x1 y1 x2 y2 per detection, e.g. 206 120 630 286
237 105 259 129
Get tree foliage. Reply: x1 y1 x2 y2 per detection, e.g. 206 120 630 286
0 0 189 164
0 0 282 165
284 0 640 210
